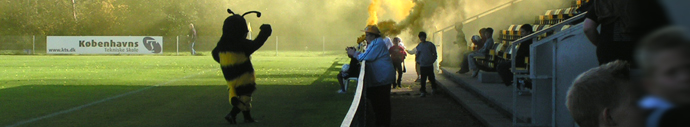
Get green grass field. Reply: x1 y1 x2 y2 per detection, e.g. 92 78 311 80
0 51 354 127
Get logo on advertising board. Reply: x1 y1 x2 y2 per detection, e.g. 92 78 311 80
142 37 162 53
46 36 163 54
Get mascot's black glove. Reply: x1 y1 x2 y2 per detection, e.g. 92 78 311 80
260 24 272 33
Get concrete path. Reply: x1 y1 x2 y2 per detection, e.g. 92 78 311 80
389 58 485 127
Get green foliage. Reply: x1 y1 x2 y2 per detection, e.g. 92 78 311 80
0 0 215 36
0 0 371 51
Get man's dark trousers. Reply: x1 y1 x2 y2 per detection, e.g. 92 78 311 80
596 41 637 67
392 60 403 86
460 53 470 72
496 61 513 86
419 66 437 93
367 84 391 127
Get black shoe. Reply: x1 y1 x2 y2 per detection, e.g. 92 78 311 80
224 116 237 124
245 119 256 123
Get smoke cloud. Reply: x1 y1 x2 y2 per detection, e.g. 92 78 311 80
365 0 519 44
367 0 381 25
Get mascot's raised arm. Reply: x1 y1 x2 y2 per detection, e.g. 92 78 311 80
212 8 272 124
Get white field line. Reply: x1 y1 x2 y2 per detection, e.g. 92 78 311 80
5 69 219 127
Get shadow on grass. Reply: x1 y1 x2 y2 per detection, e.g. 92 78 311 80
1 61 353 127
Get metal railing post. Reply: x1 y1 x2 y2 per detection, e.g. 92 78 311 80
176 36 179 55
32 35 35 54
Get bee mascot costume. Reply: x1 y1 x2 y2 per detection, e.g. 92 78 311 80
212 9 271 124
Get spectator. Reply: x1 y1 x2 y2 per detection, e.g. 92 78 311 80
356 35 368 52
346 25 395 127
496 24 533 87
336 54 362 93
468 28 495 77
635 26 690 127
389 37 407 89
566 61 645 127
458 29 488 74
408 32 438 97
457 35 482 74
188 23 197 55
337 38 368 93
477 28 488 49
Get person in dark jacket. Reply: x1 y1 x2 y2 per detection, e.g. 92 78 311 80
497 24 533 88
408 32 438 97
583 0 669 68
211 9 272 124
189 23 197 55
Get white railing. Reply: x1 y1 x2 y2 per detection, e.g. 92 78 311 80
340 61 366 127
509 12 587 73
508 12 589 127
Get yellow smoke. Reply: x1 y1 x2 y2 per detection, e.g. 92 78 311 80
363 0 441 37
364 0 466 37
366 0 381 25
383 0 415 21
377 20 403 36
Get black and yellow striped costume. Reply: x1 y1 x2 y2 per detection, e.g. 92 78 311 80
212 9 271 124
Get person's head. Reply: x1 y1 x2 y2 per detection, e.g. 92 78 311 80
393 37 401 45
471 35 481 44
636 26 690 105
189 23 195 29
484 27 494 38
520 24 533 37
567 61 644 127
479 28 487 38
363 25 382 44
418 32 427 42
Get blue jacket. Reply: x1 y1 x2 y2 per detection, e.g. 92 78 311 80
356 37 396 87
414 41 438 67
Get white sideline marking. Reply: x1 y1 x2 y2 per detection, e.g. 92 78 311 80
5 69 219 127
